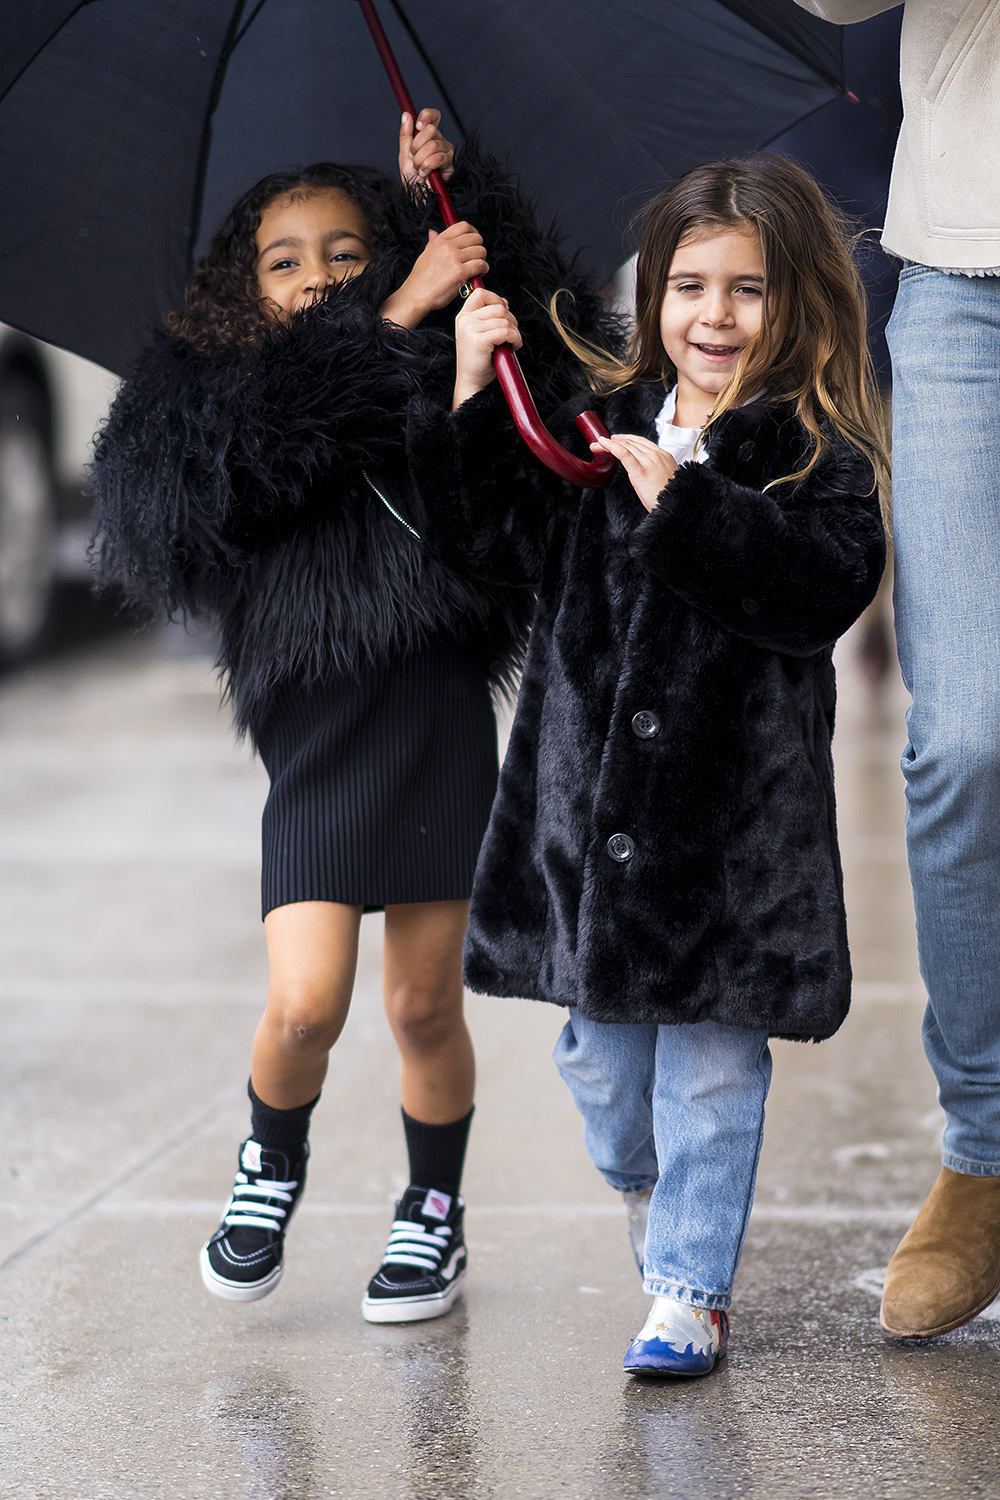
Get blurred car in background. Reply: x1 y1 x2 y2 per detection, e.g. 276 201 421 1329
0 326 117 665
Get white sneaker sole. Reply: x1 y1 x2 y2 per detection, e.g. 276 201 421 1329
361 1269 466 1324
199 1244 283 1302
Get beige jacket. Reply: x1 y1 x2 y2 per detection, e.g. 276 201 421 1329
794 0 1000 269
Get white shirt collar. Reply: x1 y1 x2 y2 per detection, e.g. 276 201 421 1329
654 387 709 467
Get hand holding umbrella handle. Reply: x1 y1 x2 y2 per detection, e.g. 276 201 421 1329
356 0 616 489
489 344 615 486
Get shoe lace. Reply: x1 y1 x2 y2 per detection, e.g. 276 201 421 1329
223 1170 298 1233
380 1219 452 1273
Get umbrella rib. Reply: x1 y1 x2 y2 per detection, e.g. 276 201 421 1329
761 92 838 153
0 2 93 108
714 0 845 93
386 0 467 139
231 0 270 50
186 0 253 270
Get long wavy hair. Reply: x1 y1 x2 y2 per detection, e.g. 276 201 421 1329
168 162 399 353
553 153 889 496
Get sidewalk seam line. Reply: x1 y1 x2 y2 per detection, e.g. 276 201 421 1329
0 1087 242 1274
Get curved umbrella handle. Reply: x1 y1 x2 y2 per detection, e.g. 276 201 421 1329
356 0 617 489
491 344 615 486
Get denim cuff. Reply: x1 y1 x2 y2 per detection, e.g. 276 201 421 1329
642 1277 731 1311
598 1173 658 1193
941 1151 1000 1178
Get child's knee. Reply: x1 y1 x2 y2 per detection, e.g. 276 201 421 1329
385 982 459 1052
265 984 345 1055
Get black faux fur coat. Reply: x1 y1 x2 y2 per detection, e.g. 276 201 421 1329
405 380 886 1040
92 147 613 736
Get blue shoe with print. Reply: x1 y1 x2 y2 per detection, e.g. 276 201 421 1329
623 1294 729 1376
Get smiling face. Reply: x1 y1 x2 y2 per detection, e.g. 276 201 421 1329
254 187 372 321
658 224 765 427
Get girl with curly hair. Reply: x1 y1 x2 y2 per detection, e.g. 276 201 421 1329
94 110 610 1323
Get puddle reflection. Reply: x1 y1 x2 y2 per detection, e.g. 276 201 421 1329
880 1333 1000 1470
202 1369 318 1499
371 1306 480 1499
589 1366 750 1499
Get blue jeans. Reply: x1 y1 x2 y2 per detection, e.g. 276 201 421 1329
553 1010 772 1308
889 265 1000 1175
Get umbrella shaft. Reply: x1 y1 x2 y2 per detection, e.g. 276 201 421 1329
353 0 615 487
355 0 458 227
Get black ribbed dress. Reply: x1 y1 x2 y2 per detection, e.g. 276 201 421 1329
254 635 499 917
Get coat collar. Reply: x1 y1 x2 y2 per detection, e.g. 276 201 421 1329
572 381 814 501
599 382 796 443
602 381 663 441
556 383 805 489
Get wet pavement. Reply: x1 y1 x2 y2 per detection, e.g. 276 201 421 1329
2 623 996 1499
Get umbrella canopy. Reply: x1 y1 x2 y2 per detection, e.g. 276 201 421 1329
0 1 847 375
772 9 903 385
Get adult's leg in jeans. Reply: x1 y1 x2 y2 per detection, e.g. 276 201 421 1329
882 268 1000 1337
645 1021 771 1309
890 268 1000 1174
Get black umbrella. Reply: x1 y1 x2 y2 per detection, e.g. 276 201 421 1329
772 9 903 386
1 1 848 383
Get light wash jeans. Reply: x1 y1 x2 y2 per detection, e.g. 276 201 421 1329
889 264 1000 1176
553 1010 772 1308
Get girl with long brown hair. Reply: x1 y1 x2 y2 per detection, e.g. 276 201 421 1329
404 152 887 1374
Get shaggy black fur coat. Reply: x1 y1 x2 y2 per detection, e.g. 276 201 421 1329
92 146 613 737
405 380 886 1040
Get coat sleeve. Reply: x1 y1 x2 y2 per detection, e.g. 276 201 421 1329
404 381 575 587
91 277 445 616
91 336 238 616
630 434 886 657
221 283 443 534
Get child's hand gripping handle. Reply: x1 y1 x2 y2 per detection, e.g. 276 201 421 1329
356 0 616 489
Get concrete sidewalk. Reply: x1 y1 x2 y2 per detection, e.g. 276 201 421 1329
1 630 995 1500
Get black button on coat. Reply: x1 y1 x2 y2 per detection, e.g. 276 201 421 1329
631 710 660 739
406 382 886 1041
607 833 635 861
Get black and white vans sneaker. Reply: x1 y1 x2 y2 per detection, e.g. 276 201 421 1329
199 1138 307 1302
362 1186 467 1324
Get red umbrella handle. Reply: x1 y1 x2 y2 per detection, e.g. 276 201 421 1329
355 0 616 488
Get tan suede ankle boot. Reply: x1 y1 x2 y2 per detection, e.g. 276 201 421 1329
881 1167 1000 1337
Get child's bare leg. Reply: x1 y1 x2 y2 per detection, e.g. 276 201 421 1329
202 900 363 1302
360 899 473 1324
251 900 364 1108
383 900 475 1123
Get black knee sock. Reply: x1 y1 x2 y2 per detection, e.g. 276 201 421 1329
248 1079 320 1155
401 1106 474 1198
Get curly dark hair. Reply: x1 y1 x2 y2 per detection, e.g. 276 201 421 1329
168 162 400 353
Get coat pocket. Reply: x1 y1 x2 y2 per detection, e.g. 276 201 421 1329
921 0 1000 236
